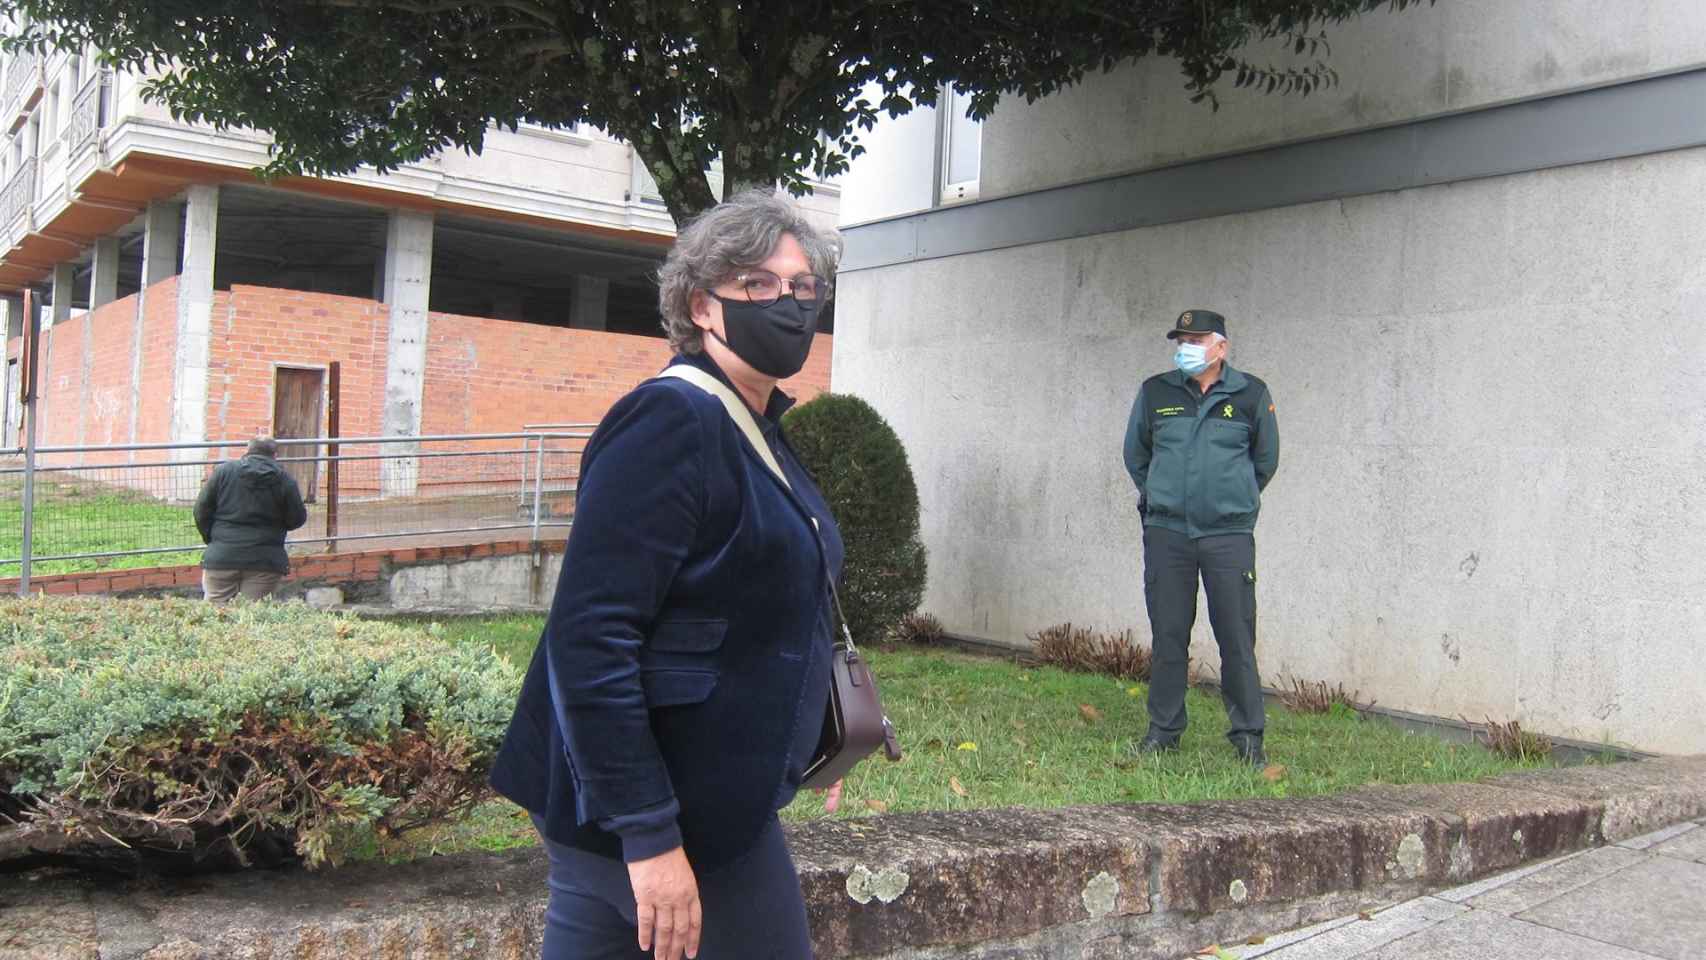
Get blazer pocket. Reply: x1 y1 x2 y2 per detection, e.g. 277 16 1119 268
641 668 719 708
641 619 726 707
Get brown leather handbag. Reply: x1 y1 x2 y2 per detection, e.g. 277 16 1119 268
802 582 904 790
660 366 902 788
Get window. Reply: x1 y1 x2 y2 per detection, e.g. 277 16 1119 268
627 149 722 207
628 149 665 205
938 86 981 205
514 120 592 145
41 90 57 144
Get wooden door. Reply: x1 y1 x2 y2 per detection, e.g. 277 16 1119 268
272 367 324 503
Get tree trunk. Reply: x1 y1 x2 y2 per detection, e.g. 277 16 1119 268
718 131 782 203
626 123 719 224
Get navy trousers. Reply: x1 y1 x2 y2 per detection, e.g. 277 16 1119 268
533 816 813 959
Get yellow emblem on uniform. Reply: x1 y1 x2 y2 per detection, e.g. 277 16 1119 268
1181 312 1194 326
1222 404 1234 418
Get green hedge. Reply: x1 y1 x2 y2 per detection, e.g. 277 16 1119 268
0 597 520 871
784 393 927 644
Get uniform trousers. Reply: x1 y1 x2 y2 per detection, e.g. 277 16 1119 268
1142 525 1265 744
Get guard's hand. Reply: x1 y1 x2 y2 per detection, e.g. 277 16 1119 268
814 779 844 813
627 846 702 960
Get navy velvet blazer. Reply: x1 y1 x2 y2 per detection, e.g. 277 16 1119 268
489 351 844 870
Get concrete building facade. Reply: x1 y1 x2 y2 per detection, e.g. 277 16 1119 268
833 0 1706 753
0 41 837 463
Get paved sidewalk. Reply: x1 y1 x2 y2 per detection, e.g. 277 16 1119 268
1216 816 1706 959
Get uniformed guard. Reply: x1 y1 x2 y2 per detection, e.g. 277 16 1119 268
1122 309 1279 765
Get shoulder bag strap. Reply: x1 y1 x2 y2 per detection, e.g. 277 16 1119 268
658 365 861 647
659 365 790 490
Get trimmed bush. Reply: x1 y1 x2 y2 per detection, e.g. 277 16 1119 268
783 393 927 644
0 597 520 872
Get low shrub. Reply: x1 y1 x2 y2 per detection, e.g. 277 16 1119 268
1276 677 1374 716
0 597 519 872
891 612 947 645
1470 716 1554 761
1029 622 1153 681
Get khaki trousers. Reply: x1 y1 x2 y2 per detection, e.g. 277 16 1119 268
202 568 285 603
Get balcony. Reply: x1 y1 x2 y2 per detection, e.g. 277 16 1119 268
0 158 37 238
64 71 109 159
3 49 43 130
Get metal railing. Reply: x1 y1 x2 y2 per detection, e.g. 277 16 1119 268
0 158 36 228
2 48 40 112
1 432 589 588
64 71 107 157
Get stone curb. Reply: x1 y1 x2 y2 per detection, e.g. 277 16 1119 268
2 757 1702 960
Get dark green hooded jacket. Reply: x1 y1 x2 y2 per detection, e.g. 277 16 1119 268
194 454 308 572
1123 364 1279 538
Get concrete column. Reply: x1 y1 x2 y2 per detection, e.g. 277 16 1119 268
380 209 434 495
90 236 120 308
141 200 182 288
50 263 74 326
170 185 217 460
570 275 610 331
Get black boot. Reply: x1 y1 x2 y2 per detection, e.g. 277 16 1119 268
1132 733 1181 756
1231 735 1266 766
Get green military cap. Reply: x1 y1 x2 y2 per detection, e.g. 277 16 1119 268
1166 309 1227 339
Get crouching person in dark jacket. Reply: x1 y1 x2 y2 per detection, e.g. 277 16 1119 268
194 436 308 602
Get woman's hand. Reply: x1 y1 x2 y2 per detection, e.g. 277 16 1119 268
815 778 843 813
627 846 702 960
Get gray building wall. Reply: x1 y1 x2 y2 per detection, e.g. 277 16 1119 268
981 0 1706 198
834 3 1706 754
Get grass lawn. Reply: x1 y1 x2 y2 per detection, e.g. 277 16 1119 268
0 475 203 576
357 614 1557 863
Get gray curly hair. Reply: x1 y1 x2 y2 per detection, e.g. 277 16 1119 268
657 189 842 354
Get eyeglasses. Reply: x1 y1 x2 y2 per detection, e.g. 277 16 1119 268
724 269 833 306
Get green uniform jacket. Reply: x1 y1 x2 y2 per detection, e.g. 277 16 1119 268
1123 364 1279 538
194 455 309 573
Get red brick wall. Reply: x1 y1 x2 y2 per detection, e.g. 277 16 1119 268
84 294 142 447
37 312 85 451
26 283 835 477
136 277 180 448
421 311 834 436
208 285 391 443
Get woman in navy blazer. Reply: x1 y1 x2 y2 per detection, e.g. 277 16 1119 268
490 190 845 960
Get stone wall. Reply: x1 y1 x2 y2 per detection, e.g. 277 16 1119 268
0 538 566 608
6 757 1703 960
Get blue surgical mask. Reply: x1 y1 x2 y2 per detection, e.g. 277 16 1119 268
1174 342 1211 376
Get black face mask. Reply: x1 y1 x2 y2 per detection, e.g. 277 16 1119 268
708 293 821 379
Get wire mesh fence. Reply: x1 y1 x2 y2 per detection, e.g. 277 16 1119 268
1 433 588 580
